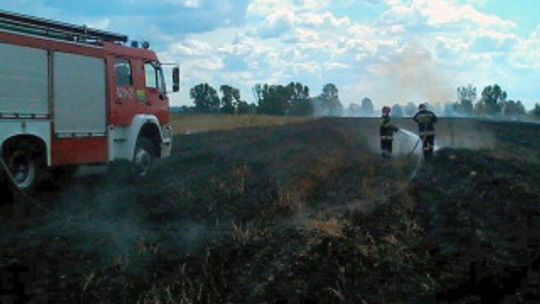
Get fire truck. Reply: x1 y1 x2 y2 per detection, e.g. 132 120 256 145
0 10 179 193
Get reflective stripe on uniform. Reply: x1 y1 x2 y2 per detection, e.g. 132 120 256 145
415 113 433 123
419 131 435 136
381 136 393 140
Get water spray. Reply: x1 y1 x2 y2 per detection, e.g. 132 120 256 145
398 129 425 180
399 129 421 158
399 128 440 152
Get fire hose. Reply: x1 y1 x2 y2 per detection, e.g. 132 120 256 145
407 137 422 180
407 137 421 160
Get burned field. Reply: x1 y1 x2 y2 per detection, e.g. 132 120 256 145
1 118 540 303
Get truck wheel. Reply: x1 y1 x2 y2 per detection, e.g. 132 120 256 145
133 137 155 178
4 142 43 194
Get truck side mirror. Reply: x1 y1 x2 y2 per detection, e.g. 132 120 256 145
172 67 180 92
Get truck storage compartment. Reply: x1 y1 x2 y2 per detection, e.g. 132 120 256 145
53 52 106 136
0 42 48 116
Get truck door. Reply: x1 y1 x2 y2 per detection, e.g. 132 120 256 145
113 58 136 105
108 57 139 126
143 61 169 124
143 62 166 105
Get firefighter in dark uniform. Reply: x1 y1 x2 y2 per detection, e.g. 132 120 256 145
413 103 438 158
380 106 399 159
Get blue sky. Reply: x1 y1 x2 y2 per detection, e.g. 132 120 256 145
2 0 539 109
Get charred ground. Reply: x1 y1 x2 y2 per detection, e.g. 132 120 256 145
1 118 539 303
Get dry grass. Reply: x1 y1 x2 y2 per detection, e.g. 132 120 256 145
170 114 312 135
305 218 344 238
273 151 345 216
6 118 535 303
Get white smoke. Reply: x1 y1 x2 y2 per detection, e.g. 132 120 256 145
368 40 455 107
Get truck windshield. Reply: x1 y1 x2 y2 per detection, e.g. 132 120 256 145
145 62 166 95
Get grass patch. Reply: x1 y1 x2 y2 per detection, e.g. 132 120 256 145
170 114 312 134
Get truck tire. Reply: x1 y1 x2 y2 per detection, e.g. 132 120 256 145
3 141 44 194
133 137 155 178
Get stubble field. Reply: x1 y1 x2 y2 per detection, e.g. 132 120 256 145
1 117 539 303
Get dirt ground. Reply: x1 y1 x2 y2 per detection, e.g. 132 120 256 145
1 118 539 303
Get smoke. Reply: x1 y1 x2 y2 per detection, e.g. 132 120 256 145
369 40 455 107
0 162 228 274
364 118 496 155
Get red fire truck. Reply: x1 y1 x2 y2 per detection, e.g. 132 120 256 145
0 10 179 193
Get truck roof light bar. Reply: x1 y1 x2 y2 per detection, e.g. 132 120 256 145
0 10 128 45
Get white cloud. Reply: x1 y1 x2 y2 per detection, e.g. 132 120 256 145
248 0 285 15
324 62 350 71
171 40 213 56
147 0 538 108
297 12 351 28
382 0 515 30
148 0 201 7
283 28 321 43
470 29 519 52
300 0 331 11
257 9 296 38
86 18 111 30
248 0 330 16
510 25 540 69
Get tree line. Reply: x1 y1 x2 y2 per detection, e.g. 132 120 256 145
184 83 256 114
447 84 531 117
179 82 344 116
356 84 538 118
177 82 539 119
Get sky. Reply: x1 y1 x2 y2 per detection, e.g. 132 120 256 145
2 0 539 109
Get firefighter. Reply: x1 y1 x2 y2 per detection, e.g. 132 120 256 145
380 106 399 159
413 103 438 158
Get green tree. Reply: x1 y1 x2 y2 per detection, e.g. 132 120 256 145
287 82 313 116
288 82 310 100
531 103 540 117
360 97 374 115
391 104 404 117
457 84 476 115
348 103 361 116
317 83 343 116
236 101 252 114
220 85 241 114
502 100 526 116
476 84 507 116
253 82 313 116
404 102 417 116
254 84 291 115
190 83 220 113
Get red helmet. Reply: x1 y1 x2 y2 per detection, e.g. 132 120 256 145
382 106 391 114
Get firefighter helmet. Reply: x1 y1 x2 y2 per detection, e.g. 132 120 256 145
382 106 391 115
